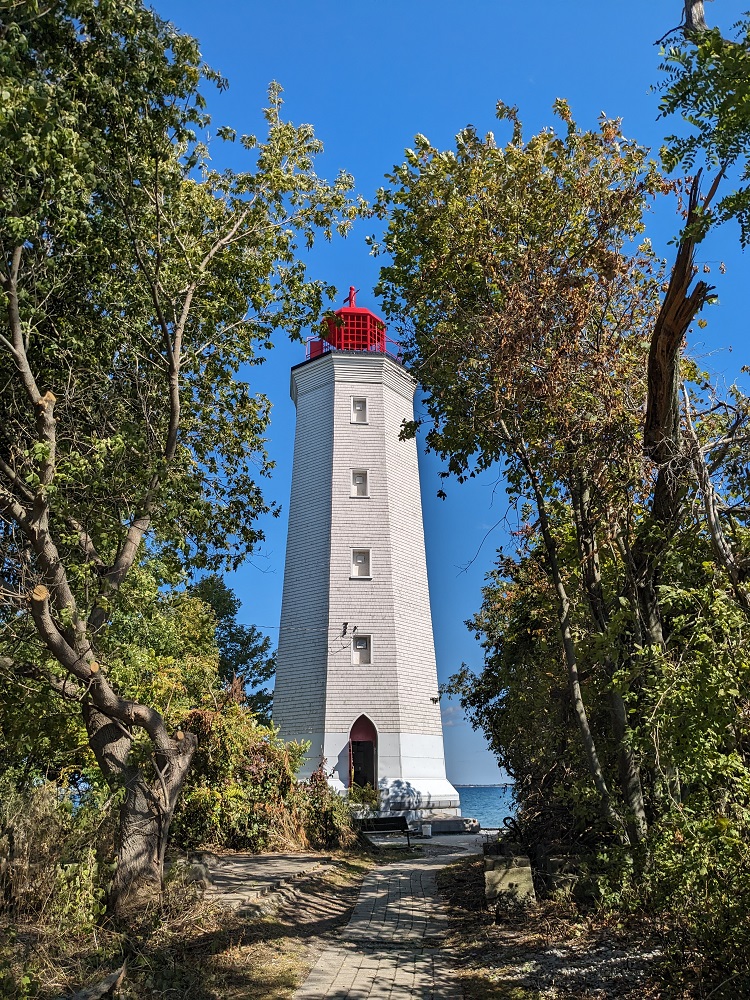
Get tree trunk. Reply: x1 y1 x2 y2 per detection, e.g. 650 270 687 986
684 0 707 34
609 689 648 843
510 434 627 840
568 465 648 842
83 705 197 921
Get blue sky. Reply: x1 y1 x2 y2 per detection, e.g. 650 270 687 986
152 1 749 785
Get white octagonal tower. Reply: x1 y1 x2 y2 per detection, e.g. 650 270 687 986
273 289 459 817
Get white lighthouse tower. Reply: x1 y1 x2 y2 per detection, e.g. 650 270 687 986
273 289 460 817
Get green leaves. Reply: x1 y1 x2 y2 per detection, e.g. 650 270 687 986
377 94 750 954
1 1 363 611
0 1 361 898
658 17 750 244
376 102 660 505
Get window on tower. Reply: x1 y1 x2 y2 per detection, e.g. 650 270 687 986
351 469 369 497
352 635 371 665
351 397 368 424
351 549 371 578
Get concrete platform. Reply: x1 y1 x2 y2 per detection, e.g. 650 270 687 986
359 811 481 833
484 854 536 904
363 831 486 853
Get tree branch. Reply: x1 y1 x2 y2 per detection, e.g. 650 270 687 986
1 246 42 404
684 0 708 34
644 172 715 465
0 455 36 504
1 655 87 703
682 385 750 611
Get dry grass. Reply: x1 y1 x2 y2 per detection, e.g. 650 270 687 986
1 855 372 1000
438 856 667 1000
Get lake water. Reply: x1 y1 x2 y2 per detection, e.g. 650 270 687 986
455 784 515 830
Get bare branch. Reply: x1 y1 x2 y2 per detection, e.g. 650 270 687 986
683 385 750 611
2 655 88 703
2 246 42 404
0 455 35 504
0 483 32 532
644 172 715 464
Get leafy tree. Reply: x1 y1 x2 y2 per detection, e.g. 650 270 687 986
189 575 275 721
0 562 220 792
449 543 607 855
0 0 358 918
375 93 750 857
660 3 750 244
376 104 666 843
377 5 750 990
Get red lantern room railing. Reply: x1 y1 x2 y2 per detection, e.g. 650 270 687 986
306 287 400 360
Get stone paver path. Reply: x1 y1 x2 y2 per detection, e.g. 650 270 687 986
294 840 481 999
201 852 331 912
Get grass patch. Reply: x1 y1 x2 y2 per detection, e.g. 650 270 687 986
1 855 372 999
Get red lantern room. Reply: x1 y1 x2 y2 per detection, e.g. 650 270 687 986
307 287 396 359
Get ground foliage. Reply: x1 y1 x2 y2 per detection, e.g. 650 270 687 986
0 574 355 996
439 856 664 1000
1 838 369 1000
374 8 750 995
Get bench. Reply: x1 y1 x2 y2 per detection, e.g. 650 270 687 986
358 815 412 847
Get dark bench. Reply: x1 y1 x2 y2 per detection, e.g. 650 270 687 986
358 815 412 847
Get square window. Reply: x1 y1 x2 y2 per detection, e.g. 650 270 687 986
352 635 371 665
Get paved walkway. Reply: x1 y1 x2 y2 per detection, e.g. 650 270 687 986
199 852 332 911
293 835 483 999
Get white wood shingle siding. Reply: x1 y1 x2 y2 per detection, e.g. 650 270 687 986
274 351 459 814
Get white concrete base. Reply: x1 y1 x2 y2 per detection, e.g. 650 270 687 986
293 730 462 822
314 730 461 817
378 776 461 814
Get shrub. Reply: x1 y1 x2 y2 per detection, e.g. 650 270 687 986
172 705 305 851
641 786 750 997
347 782 380 817
296 765 355 850
0 774 113 933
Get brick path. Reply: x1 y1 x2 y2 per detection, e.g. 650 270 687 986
201 852 331 912
293 849 471 999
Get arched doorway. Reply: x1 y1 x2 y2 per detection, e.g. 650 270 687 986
349 715 377 789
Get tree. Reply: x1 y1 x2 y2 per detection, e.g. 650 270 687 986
376 104 666 843
0 0 358 918
448 544 605 855
375 4 750 948
189 575 275 721
375 83 750 854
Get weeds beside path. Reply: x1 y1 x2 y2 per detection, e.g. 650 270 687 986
4 846 670 1000
1 854 372 1000
439 856 665 1000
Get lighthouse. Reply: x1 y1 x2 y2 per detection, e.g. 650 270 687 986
272 289 460 817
